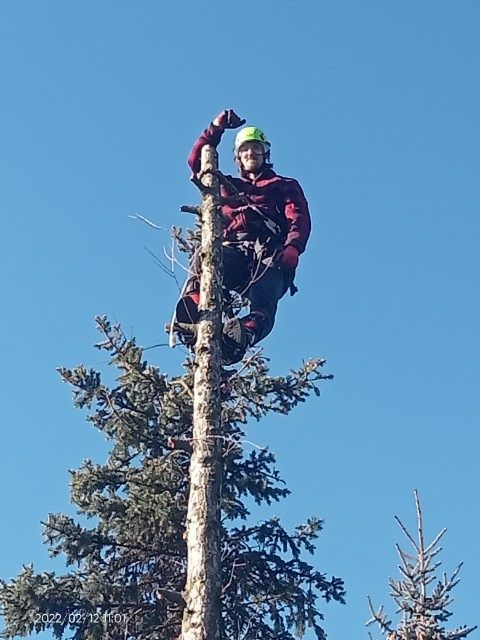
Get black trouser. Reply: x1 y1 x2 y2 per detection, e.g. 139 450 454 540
176 243 293 344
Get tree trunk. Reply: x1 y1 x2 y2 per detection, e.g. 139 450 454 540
181 145 223 640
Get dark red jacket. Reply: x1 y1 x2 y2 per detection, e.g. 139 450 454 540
188 122 311 254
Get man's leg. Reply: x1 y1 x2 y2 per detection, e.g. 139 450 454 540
174 245 251 352
243 265 293 344
221 264 293 364
176 245 250 318
222 243 251 290
175 250 202 326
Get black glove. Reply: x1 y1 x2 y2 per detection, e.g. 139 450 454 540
213 109 246 130
277 245 299 269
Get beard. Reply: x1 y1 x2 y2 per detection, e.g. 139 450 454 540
241 158 263 174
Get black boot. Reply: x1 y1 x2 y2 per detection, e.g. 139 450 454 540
165 321 198 348
171 293 200 347
221 318 255 365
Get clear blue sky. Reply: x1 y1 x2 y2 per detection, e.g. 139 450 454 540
1 2 479 639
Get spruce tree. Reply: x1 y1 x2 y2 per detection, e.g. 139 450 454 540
0 315 345 640
367 490 476 640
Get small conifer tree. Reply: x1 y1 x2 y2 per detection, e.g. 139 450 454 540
367 490 476 640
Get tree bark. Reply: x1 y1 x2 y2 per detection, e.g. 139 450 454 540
181 145 223 640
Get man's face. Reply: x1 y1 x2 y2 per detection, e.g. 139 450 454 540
237 141 265 173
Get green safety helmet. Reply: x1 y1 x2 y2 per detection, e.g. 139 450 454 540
234 126 271 156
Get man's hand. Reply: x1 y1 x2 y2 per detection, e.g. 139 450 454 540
277 245 299 270
213 109 246 130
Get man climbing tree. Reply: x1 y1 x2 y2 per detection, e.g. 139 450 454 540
174 109 312 365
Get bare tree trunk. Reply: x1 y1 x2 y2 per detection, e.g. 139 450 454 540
181 145 223 640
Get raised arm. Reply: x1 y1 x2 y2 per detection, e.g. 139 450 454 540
187 109 246 173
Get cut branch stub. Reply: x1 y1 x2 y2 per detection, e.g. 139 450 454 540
190 174 216 195
156 589 187 610
181 205 202 216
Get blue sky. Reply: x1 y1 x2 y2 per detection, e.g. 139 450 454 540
1 2 479 639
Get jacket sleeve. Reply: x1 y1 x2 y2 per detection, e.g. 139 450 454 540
283 179 312 254
188 122 225 173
